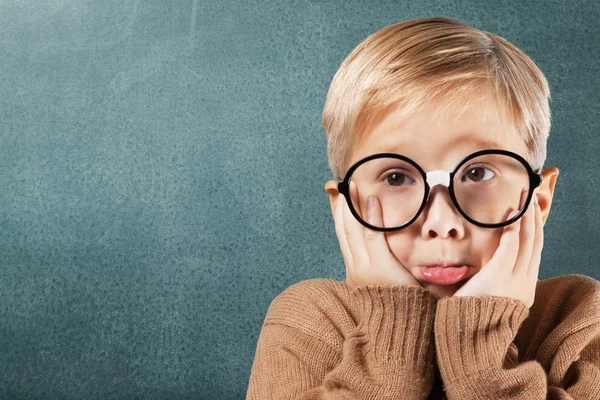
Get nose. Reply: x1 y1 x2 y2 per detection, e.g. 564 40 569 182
420 183 465 239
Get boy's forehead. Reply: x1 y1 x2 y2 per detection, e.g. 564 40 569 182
375 133 507 157
351 92 524 170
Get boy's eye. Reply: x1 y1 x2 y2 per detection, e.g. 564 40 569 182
462 166 495 182
384 171 415 186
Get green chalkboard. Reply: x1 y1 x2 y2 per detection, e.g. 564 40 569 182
1 0 598 398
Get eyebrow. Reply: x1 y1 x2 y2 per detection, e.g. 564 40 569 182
452 135 505 150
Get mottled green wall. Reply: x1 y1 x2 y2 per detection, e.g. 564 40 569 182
1 0 598 398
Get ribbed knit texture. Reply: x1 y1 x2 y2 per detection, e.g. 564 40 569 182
246 274 600 399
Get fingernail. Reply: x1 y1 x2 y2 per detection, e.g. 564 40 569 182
367 196 374 209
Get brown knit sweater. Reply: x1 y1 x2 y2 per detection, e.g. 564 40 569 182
245 273 600 399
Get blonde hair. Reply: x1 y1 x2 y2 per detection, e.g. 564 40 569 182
322 17 551 181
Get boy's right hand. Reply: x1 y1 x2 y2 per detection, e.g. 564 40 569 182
334 181 423 290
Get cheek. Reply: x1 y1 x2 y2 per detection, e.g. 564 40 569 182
382 228 505 268
471 228 504 266
383 232 413 263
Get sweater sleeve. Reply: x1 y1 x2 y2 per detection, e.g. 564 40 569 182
433 295 600 399
245 282 438 399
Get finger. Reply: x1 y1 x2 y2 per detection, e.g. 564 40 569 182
344 181 369 268
487 207 522 277
514 190 536 276
334 195 354 270
527 195 544 280
364 194 400 267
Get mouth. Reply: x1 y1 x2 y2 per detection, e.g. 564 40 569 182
417 263 471 285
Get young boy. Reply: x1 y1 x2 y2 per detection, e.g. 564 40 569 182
246 17 600 399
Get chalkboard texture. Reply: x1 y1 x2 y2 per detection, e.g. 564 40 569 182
1 0 598 398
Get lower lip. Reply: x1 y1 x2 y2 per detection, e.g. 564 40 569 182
419 266 470 285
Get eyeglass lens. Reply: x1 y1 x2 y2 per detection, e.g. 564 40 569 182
348 153 530 229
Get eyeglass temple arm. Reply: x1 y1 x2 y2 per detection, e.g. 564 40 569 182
535 169 543 187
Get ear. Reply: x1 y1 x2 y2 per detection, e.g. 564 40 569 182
324 180 341 217
535 166 559 224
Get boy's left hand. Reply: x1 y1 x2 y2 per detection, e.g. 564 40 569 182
453 193 543 308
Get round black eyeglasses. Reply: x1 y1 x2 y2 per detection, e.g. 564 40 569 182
337 149 543 232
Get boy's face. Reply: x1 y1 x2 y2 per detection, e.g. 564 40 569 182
325 90 559 299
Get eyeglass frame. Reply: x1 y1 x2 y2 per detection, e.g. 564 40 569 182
337 148 543 232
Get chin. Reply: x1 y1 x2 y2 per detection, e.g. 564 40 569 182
422 277 470 299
